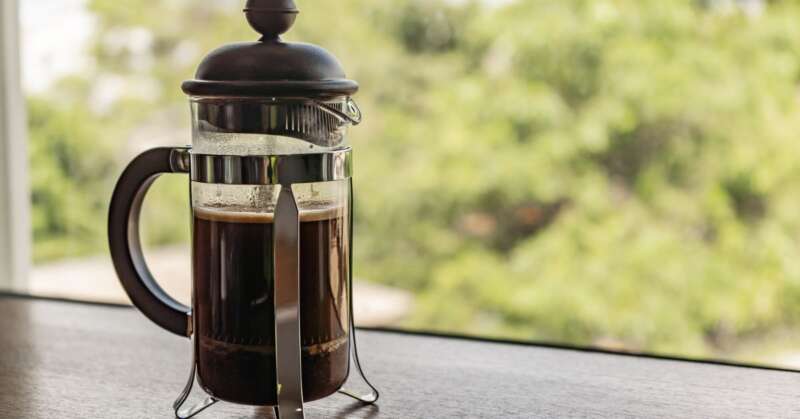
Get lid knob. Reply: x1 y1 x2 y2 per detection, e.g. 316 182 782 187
244 0 300 41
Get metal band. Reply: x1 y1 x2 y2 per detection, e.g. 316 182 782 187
190 148 351 185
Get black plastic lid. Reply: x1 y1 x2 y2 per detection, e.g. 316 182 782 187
182 0 358 99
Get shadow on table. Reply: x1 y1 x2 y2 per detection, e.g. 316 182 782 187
324 402 380 418
250 402 379 419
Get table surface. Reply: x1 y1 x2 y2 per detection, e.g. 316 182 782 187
0 295 798 419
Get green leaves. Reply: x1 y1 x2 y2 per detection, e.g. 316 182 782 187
29 0 800 362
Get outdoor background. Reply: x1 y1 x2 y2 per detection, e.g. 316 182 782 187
21 0 800 367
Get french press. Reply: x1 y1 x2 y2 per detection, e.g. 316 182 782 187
107 1 379 418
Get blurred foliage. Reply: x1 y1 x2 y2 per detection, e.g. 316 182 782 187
28 0 800 360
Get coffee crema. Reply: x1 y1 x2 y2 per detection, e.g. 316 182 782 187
192 205 350 406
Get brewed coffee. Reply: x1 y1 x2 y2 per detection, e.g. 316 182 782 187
192 206 349 405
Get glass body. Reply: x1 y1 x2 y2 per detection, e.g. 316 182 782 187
189 98 352 405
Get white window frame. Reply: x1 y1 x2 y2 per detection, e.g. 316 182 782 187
0 0 31 292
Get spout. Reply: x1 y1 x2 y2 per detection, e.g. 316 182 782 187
316 97 363 126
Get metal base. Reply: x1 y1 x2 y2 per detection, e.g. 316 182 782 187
173 177 378 419
171 324 378 419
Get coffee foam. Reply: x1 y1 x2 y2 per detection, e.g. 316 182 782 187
194 204 344 224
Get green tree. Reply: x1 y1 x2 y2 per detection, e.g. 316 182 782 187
28 0 800 362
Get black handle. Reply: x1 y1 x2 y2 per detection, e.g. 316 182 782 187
108 147 192 337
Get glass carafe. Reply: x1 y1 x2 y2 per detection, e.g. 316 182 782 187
188 96 355 406
108 96 373 418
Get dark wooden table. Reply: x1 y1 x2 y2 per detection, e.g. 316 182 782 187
0 295 797 418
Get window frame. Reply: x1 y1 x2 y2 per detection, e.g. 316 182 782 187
0 0 31 291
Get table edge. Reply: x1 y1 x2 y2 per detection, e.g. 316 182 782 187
2 290 797 375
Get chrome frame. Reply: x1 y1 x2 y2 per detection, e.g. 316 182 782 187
172 147 377 419
273 185 305 418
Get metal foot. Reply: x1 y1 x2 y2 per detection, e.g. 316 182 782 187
338 325 380 404
273 405 306 419
173 363 218 419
